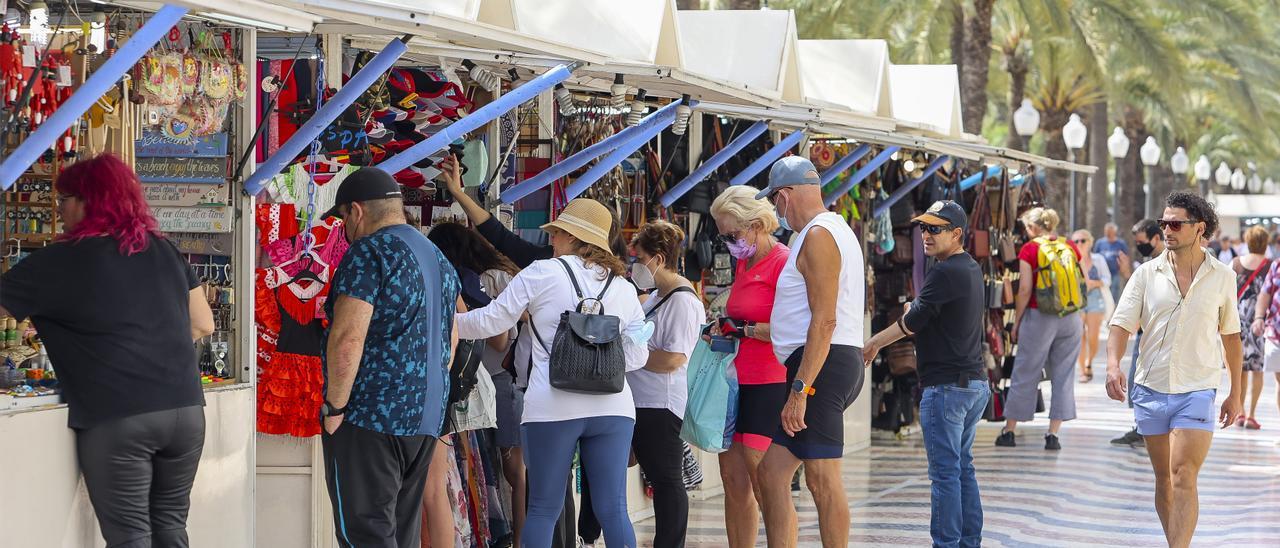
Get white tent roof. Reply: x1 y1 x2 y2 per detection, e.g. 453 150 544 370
481 0 679 66
1213 194 1280 217
888 64 965 138
676 9 804 103
796 39 893 118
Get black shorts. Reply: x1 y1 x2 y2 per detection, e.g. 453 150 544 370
772 344 864 460
734 383 788 451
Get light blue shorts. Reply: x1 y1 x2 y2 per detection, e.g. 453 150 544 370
1083 289 1105 313
1132 384 1216 436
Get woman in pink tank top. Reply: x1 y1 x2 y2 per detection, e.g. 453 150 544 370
710 186 791 548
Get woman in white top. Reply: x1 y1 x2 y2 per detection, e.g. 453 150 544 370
456 198 648 548
1071 229 1113 383
628 220 705 548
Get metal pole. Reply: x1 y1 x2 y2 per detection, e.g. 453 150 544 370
1069 149 1077 230
1112 161 1120 223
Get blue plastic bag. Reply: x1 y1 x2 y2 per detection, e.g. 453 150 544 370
681 336 739 453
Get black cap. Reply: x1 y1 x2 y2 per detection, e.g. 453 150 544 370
912 200 968 231
322 168 403 219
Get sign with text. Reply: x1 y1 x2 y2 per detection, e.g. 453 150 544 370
166 233 235 256
137 156 227 183
154 206 234 233
143 183 230 207
136 131 228 158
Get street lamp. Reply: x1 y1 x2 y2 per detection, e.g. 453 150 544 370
1194 155 1212 195
1215 162 1231 189
1265 178 1276 194
1062 113 1087 229
1170 147 1189 189
1107 127 1130 223
1140 137 1161 217
1249 171 1263 193
1013 98 1040 151
1231 168 1247 191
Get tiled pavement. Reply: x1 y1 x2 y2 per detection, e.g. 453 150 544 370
637 343 1280 547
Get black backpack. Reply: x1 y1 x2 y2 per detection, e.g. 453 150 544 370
448 268 491 405
528 258 626 394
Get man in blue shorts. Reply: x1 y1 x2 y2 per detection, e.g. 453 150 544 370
1106 191 1243 548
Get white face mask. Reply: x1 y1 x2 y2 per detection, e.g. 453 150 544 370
631 257 658 290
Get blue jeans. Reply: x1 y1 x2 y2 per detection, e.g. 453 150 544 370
522 416 636 548
920 379 991 548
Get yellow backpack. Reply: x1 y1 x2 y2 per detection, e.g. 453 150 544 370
1033 236 1088 316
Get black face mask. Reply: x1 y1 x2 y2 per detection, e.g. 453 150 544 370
1137 242 1155 257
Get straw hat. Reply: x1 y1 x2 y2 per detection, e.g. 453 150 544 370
541 198 614 254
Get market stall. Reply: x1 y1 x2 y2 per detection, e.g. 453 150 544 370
0 2 301 545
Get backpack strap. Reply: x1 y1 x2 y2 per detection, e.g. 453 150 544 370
555 257 585 300
646 286 696 319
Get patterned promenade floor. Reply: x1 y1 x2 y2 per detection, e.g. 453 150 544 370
638 344 1280 547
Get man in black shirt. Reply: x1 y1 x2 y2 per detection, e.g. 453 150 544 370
863 200 990 548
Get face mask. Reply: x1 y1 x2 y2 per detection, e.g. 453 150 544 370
631 257 657 290
776 192 792 232
726 230 757 260
1136 242 1154 257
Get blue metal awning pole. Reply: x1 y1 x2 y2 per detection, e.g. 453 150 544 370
0 4 189 190
958 165 1003 191
500 99 686 204
658 120 769 208
377 63 579 175
872 156 951 218
819 144 872 185
244 35 409 195
823 146 900 207
729 130 806 186
564 115 675 201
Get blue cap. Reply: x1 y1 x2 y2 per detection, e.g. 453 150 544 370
755 155 821 200
912 200 968 230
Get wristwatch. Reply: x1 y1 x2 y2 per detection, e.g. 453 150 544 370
321 401 348 417
745 322 756 339
791 379 816 396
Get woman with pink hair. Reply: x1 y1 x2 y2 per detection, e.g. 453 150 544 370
0 154 214 547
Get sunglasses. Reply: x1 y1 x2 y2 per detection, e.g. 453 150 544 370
1073 239 1089 245
916 223 956 235
1157 219 1198 231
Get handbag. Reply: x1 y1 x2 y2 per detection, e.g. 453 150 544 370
681 335 739 453
885 341 917 376
890 230 914 265
968 177 992 259
447 339 486 405
529 258 626 395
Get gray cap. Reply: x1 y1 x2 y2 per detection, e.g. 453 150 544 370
755 155 821 200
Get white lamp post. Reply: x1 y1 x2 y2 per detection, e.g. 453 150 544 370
1140 137 1161 217
1107 127 1130 223
1062 113 1087 229
1170 147 1189 185
1194 155 1212 195
1231 168 1247 191
1013 99 1040 151
1215 162 1231 189
1265 178 1276 194
1249 171 1263 193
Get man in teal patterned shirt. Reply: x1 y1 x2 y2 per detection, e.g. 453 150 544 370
318 167 461 548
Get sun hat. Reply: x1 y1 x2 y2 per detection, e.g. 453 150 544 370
541 198 614 254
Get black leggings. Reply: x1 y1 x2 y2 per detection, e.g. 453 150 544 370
633 408 689 548
75 406 205 548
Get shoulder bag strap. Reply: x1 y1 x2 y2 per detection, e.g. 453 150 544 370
645 286 696 319
1239 259 1269 299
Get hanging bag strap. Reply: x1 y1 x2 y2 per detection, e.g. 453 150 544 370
646 286 696 319
556 257 614 314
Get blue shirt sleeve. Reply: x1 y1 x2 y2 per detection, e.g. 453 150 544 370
332 238 384 305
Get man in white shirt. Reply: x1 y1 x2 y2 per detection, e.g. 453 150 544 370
754 156 865 548
1106 191 1244 548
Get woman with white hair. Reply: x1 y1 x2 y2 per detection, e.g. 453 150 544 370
708 185 790 548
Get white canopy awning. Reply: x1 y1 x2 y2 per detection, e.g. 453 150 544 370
110 0 323 32
1213 194 1280 218
888 64 965 138
797 39 893 118
676 9 804 103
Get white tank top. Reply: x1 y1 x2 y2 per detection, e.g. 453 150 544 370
770 212 865 362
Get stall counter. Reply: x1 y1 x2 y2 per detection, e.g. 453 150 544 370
0 384 255 547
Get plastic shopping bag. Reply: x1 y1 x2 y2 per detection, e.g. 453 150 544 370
681 336 739 453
